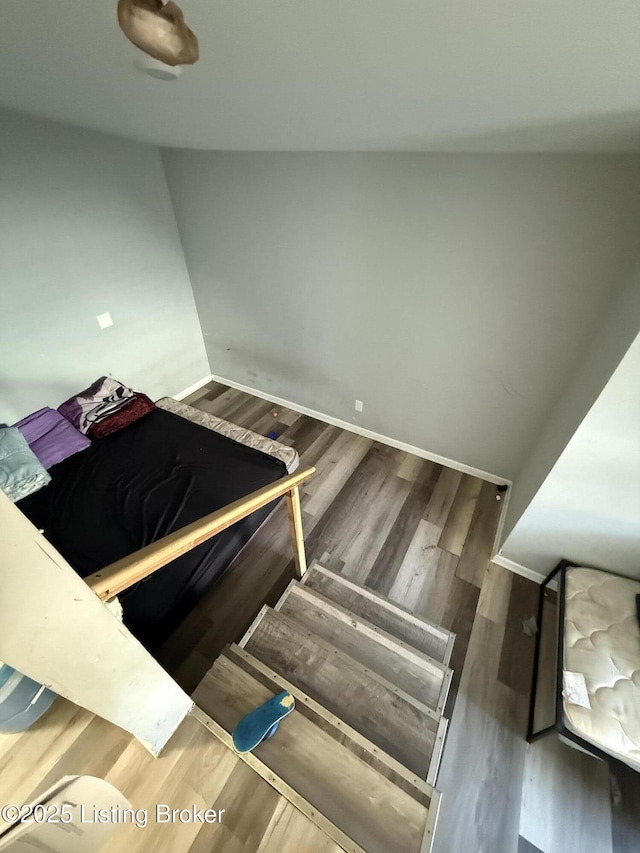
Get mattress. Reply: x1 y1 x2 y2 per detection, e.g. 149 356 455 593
563 566 640 770
156 396 299 473
17 407 288 651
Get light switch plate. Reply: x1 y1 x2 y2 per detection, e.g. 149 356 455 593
96 312 113 329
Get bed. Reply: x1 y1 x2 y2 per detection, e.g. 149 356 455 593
17 397 299 652
528 560 640 773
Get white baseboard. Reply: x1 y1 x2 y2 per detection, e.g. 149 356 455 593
211 373 511 487
173 374 213 401
492 554 545 584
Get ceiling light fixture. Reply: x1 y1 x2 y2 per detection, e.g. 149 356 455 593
118 0 199 67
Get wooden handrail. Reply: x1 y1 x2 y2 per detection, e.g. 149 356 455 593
86 466 315 601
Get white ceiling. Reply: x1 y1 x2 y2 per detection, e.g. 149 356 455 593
2 0 640 151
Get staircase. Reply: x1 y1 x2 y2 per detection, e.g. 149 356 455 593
192 560 455 853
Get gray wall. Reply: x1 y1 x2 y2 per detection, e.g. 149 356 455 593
501 266 640 546
0 110 208 424
501 329 640 578
162 151 640 479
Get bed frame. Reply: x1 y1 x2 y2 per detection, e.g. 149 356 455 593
85 465 315 602
527 558 623 763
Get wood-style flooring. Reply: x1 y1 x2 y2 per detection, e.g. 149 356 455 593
158 381 505 713
158 381 640 853
0 706 342 853
3 380 637 852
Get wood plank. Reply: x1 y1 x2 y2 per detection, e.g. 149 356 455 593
609 757 640 853
99 719 209 851
276 584 451 712
302 442 398 562
497 574 538 695
275 406 302 428
299 424 345 467
438 574 481 715
519 735 613 853
233 397 278 430
396 452 426 482
27 715 132 801
388 520 444 613
424 467 463 527
194 702 368 853
455 479 502 587
301 442 414 585
390 528 476 715
239 606 439 778
366 460 441 595
223 644 435 801
180 386 212 406
215 395 268 428
304 561 454 664
0 694 347 853
432 615 526 853
255 798 343 853
250 408 301 438
303 431 372 516
339 468 412 584
100 715 239 853
197 387 244 418
0 702 94 812
216 390 269 424
281 418 334 458
195 654 433 853
438 475 482 556
201 381 229 402
477 561 512 624
185 759 280 853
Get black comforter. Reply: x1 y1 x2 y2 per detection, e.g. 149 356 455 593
18 408 287 650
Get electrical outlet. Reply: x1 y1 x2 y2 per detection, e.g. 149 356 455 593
355 400 364 412
96 312 113 329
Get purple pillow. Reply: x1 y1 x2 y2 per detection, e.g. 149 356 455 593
14 407 90 470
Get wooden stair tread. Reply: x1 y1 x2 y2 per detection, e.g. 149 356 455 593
240 605 442 778
275 582 452 711
223 644 441 796
193 653 439 853
303 561 455 664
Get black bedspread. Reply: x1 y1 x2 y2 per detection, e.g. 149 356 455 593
18 408 287 650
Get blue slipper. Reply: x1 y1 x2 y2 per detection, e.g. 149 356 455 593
232 691 295 753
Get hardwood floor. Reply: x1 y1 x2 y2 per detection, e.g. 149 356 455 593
158 382 504 714
159 380 540 852
520 733 613 853
0 706 340 853
160 381 640 853
3 379 636 852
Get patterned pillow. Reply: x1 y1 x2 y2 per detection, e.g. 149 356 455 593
58 377 155 438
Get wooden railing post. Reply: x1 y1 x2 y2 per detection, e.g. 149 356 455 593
286 485 307 578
